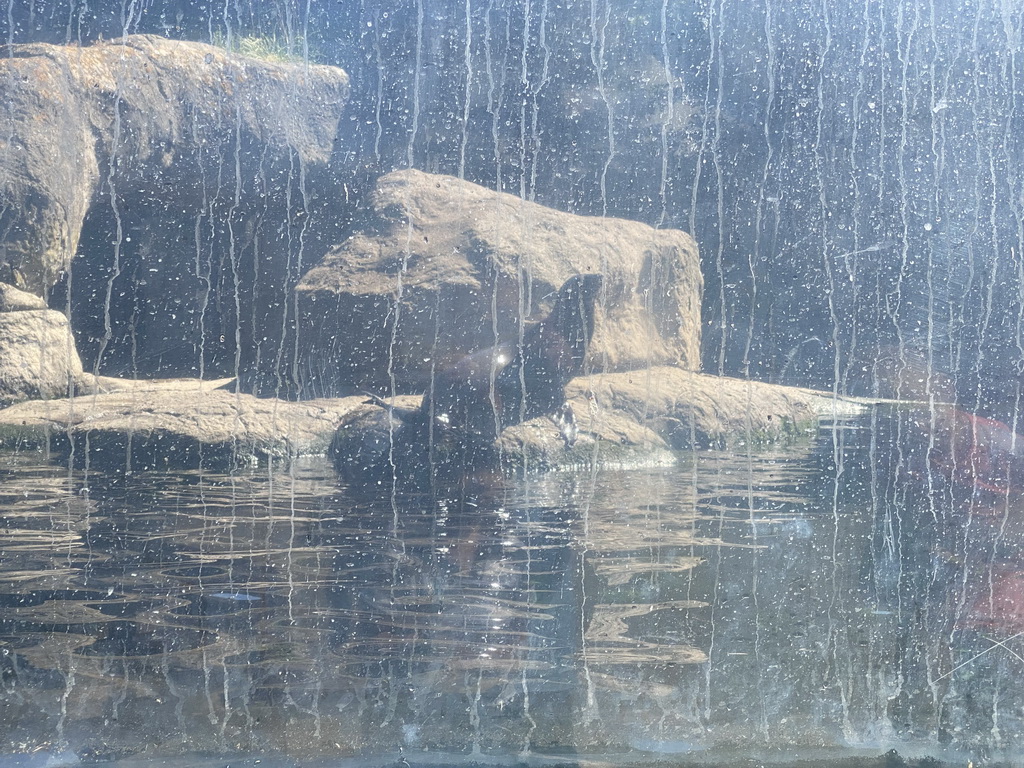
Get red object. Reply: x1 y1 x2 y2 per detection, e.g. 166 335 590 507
930 408 1024 495
962 565 1024 632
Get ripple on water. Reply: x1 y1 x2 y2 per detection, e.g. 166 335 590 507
0 431 1021 765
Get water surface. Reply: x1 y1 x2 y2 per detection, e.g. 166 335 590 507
1 414 1022 766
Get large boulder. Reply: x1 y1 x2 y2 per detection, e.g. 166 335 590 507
0 35 350 384
0 309 83 403
295 169 701 395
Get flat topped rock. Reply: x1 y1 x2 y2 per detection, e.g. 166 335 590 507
0 378 365 467
568 367 861 449
0 369 859 472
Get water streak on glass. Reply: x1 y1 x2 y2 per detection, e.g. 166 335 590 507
0 415 1020 763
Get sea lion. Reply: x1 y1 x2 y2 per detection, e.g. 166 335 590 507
363 273 602 448
421 272 602 442
335 273 602 483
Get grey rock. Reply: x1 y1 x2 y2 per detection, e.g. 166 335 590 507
566 366 857 450
0 35 350 384
0 377 364 468
0 34 348 293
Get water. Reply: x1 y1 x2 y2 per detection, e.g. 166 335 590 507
1 414 1023 766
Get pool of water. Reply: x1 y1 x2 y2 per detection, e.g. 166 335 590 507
1 411 1022 767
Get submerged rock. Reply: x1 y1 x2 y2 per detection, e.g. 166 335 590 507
295 169 702 396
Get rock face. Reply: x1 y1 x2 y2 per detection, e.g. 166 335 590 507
0 35 350 385
295 169 701 396
0 309 83 403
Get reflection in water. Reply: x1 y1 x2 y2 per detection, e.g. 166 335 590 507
0 416 1023 765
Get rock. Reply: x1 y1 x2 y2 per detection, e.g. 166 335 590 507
0 310 83 403
496 405 674 473
568 366 858 450
0 284 47 312
0 35 350 384
0 377 364 469
296 169 701 395
502 366 853 465
0 366 861 474
330 366 859 482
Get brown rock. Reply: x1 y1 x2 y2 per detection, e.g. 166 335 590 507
296 169 701 395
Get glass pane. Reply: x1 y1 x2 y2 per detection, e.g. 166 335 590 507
0 2 1021 766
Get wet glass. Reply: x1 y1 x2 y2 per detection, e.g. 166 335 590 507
2 1 1024 766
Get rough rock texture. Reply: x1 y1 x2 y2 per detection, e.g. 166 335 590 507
0 35 350 384
501 367 855 467
567 367 859 450
296 169 701 395
0 377 363 468
0 284 47 312
496 403 675 472
0 309 83 403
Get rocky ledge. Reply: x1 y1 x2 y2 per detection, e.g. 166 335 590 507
0 377 364 469
0 368 862 473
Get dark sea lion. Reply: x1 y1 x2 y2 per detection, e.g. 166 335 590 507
341 273 603 481
422 272 603 443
